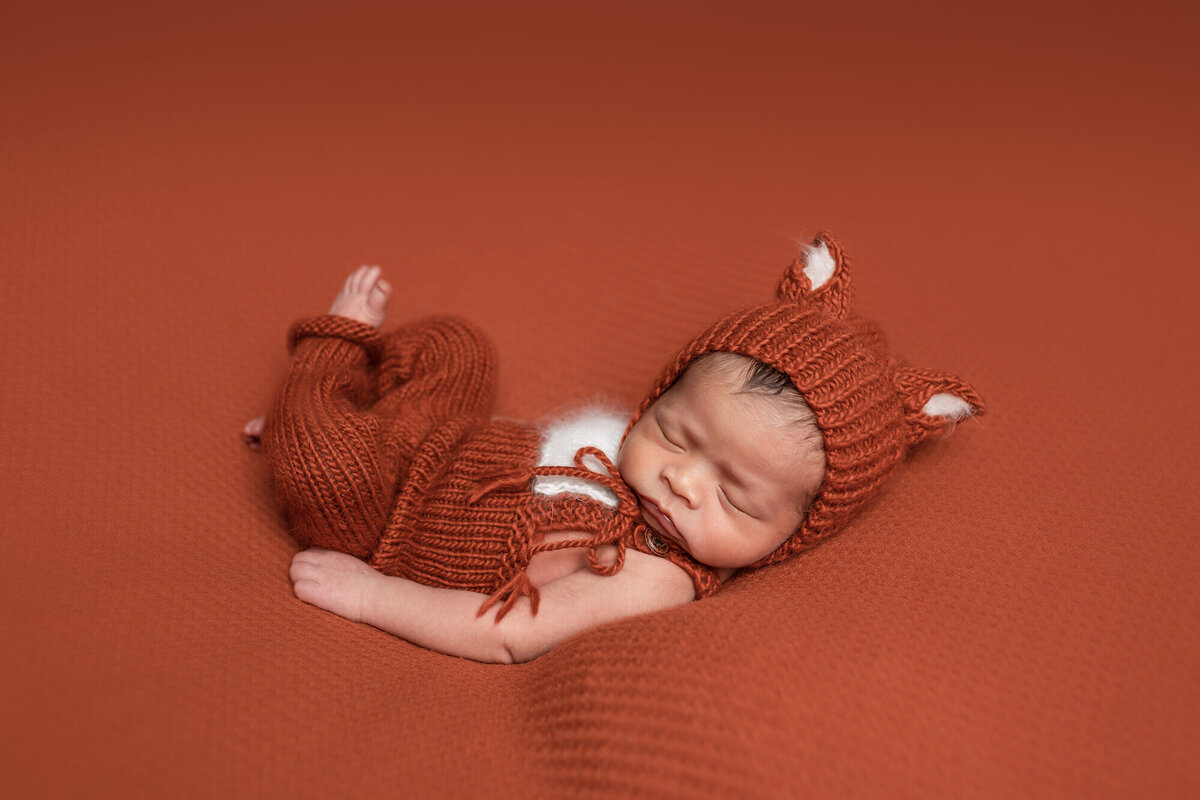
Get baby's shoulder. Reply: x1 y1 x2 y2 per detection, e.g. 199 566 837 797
617 548 698 604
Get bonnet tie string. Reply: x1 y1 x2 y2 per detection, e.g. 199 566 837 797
474 446 645 621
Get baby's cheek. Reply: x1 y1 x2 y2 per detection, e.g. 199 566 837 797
616 438 644 478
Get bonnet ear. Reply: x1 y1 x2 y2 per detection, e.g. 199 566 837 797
893 365 986 447
776 231 853 319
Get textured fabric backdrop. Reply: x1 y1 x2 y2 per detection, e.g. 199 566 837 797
2 1 1197 797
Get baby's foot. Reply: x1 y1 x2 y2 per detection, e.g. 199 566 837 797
328 265 392 329
242 416 265 450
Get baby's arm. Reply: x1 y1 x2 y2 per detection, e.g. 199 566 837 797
289 548 695 663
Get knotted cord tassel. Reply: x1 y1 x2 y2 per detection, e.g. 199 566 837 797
477 570 541 622
474 444 652 618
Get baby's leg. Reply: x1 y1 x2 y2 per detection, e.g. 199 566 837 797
373 315 497 424
242 266 391 452
259 268 399 559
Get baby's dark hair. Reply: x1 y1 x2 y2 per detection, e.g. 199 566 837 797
740 358 807 400
692 352 818 427
689 352 826 512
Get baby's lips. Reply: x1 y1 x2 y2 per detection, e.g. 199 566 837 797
640 499 686 548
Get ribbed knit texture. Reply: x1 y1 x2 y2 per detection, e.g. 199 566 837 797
261 314 719 616
629 232 986 567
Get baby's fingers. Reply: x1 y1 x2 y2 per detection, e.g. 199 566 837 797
289 558 318 586
289 555 333 606
292 578 321 603
288 549 372 622
290 549 334 585
292 546 330 567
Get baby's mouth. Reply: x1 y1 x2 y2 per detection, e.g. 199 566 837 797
638 499 685 549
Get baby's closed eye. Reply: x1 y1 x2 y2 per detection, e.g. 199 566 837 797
657 419 684 451
718 486 752 516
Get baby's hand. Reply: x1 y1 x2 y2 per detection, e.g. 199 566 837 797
327 265 392 329
290 548 380 623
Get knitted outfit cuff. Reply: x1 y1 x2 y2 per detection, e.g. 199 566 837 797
288 314 385 363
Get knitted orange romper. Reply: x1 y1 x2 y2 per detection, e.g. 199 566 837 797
260 313 721 619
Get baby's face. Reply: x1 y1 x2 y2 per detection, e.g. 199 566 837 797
617 361 824 569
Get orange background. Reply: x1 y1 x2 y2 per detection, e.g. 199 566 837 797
2 1 1197 797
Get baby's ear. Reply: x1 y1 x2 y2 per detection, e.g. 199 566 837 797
776 231 853 319
892 365 986 447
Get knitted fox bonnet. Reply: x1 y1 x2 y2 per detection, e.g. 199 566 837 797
625 232 986 568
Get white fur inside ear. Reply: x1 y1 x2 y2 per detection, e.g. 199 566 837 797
803 240 836 290
922 393 974 420
532 407 630 508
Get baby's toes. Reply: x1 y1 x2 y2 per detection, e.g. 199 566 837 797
242 416 265 449
344 267 366 292
367 278 391 315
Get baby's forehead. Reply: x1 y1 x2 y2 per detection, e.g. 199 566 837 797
666 362 823 479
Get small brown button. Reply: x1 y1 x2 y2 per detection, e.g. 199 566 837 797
644 530 671 555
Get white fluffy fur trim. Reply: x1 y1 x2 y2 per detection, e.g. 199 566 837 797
532 408 630 508
922 392 974 420
803 240 836 290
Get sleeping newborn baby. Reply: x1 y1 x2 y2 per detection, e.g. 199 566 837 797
243 233 984 662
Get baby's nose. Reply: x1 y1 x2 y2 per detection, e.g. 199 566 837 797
663 464 699 507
